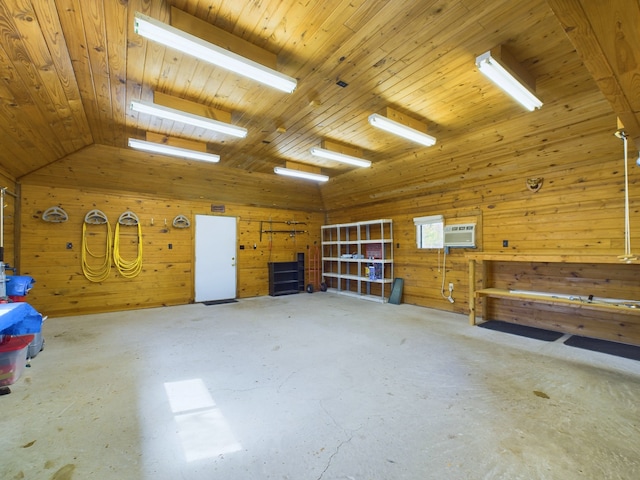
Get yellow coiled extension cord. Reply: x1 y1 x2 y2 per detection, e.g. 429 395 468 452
113 221 143 278
81 220 112 283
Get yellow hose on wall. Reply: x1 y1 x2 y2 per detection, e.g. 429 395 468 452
113 221 143 278
81 218 112 283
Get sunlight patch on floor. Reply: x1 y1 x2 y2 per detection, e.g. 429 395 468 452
164 379 242 462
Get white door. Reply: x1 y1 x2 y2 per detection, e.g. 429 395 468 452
194 215 237 302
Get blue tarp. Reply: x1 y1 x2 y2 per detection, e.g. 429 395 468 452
5 275 35 296
0 302 43 335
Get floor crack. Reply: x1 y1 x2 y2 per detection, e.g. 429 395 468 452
315 400 362 479
277 370 297 393
316 435 353 480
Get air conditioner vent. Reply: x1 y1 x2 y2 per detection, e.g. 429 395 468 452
444 223 476 248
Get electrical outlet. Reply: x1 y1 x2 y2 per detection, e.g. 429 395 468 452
449 283 454 291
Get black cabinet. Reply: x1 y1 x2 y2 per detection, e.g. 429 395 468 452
297 252 305 292
268 261 300 296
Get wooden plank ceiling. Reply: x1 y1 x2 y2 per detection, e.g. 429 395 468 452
0 0 638 207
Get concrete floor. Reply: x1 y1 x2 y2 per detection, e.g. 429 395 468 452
1 293 639 479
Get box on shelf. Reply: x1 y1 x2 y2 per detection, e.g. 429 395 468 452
364 264 383 280
0 334 34 386
365 244 382 259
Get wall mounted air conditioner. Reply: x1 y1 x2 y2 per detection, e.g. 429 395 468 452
443 223 476 248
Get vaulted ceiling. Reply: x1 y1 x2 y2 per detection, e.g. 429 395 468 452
0 0 638 210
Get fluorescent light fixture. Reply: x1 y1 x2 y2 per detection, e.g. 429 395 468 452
274 167 328 182
309 147 371 168
134 12 297 93
128 138 220 163
476 50 542 111
130 99 247 138
368 114 437 147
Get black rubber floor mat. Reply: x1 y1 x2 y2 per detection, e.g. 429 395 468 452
201 299 238 306
564 335 640 361
478 320 564 342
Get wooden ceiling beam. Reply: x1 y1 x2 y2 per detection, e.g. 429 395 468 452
321 140 363 158
153 91 233 124
145 131 208 152
169 6 277 70
489 44 537 92
285 161 321 174
385 107 429 134
547 0 640 149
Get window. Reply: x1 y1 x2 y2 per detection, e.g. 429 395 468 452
414 215 444 249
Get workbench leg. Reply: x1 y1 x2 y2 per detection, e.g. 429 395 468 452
468 259 476 325
480 260 487 323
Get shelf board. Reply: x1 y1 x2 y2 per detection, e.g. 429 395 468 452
322 272 392 283
271 289 300 296
466 253 639 264
321 219 393 229
326 288 388 303
324 240 392 244
477 288 640 314
323 257 392 263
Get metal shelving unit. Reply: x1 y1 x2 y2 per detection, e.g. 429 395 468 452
321 219 393 303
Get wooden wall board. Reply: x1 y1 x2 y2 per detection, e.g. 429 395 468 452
20 144 325 212
18 184 323 317
472 255 640 345
485 261 638 300
324 133 639 315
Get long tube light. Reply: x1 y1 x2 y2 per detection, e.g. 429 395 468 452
309 147 371 168
274 167 328 182
130 99 247 138
368 114 437 147
128 138 220 163
476 51 542 111
134 12 297 93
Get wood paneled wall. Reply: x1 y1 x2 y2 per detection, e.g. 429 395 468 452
0 170 17 273
18 184 323 317
326 204 481 317
22 144 325 212
12 124 640 326
325 140 640 317
483 259 640 344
